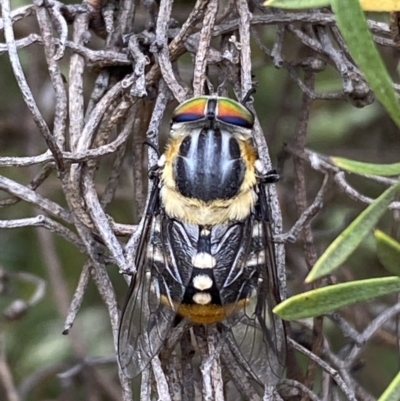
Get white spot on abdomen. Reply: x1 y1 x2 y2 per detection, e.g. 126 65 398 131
192 274 213 290
193 292 212 305
192 252 216 268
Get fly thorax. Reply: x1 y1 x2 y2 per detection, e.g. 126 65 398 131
173 128 246 202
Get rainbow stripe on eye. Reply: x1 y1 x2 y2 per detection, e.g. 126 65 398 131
172 97 208 123
216 98 254 129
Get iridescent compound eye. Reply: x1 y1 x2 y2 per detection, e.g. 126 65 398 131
216 97 254 129
171 96 254 129
171 97 209 123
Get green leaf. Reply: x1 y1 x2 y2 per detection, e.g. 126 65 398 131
331 157 400 176
306 182 400 283
378 370 400 401
274 277 400 320
263 0 329 7
375 230 400 276
331 0 400 130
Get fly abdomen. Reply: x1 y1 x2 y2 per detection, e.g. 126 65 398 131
174 128 245 202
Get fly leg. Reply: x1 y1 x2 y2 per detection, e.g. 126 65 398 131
260 169 279 185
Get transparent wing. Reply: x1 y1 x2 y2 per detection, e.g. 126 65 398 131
118 205 197 378
236 219 286 384
215 185 286 384
117 260 176 378
118 212 178 378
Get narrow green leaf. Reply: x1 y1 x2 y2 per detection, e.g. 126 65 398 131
331 157 400 176
375 230 400 276
263 0 329 7
378 370 400 401
274 277 400 320
306 182 400 283
331 0 400 130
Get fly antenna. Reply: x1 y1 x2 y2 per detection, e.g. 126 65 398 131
205 76 215 95
216 77 227 96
